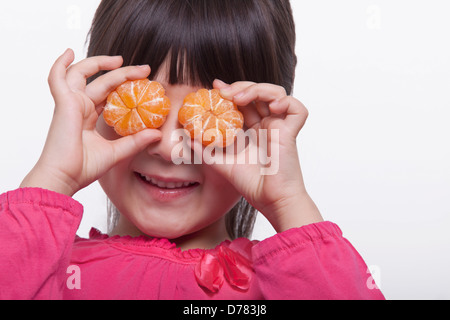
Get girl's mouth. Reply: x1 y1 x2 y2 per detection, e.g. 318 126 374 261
135 172 200 201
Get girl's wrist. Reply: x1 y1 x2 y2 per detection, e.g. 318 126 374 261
20 164 78 197
262 191 324 233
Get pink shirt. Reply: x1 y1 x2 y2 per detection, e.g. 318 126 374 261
0 188 384 300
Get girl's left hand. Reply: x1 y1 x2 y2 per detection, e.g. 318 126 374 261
197 80 323 232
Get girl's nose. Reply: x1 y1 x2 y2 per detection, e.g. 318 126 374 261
145 102 196 164
145 110 180 162
146 84 200 163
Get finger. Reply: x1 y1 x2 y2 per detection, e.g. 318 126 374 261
269 96 309 133
221 82 286 121
214 80 262 127
254 100 271 118
48 48 75 100
218 81 256 101
109 129 162 165
188 138 235 178
86 65 151 110
66 55 124 91
213 79 231 90
240 102 262 128
232 83 287 107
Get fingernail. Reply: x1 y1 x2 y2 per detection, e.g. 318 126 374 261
234 91 247 99
215 79 230 87
220 87 233 98
63 48 74 57
270 99 281 108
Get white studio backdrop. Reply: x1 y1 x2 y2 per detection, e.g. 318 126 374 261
1 1 449 300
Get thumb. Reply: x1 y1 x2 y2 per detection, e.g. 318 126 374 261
109 129 162 164
190 138 235 178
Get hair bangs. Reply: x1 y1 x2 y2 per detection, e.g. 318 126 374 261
88 0 296 93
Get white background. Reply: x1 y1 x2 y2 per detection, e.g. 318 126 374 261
1 1 449 300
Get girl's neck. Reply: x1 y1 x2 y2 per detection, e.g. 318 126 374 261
172 218 231 251
110 215 231 251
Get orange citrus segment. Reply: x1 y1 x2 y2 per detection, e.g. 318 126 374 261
104 79 170 136
178 89 244 147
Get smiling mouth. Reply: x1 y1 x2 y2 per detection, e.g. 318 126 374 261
135 172 200 190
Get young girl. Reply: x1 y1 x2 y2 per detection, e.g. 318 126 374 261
0 0 384 300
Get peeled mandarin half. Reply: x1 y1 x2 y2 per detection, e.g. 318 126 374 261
104 79 171 136
178 89 244 147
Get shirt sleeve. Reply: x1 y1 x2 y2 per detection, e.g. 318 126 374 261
0 188 83 300
252 221 385 300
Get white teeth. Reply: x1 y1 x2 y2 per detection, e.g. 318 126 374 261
139 174 196 189
166 182 176 189
156 181 166 188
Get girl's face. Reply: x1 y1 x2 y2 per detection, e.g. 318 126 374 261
96 72 241 242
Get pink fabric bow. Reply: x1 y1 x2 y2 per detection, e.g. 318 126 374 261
194 245 254 293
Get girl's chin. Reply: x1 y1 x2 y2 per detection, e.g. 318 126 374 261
129 213 199 240
131 212 223 242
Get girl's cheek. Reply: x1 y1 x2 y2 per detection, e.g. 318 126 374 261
202 166 241 209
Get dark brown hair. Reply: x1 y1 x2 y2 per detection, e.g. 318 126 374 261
87 0 297 239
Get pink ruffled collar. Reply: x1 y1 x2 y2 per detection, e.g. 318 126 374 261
89 228 258 293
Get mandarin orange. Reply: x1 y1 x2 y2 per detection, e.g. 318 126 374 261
178 89 244 147
104 79 170 136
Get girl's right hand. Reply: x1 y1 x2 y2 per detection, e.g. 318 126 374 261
20 49 162 197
